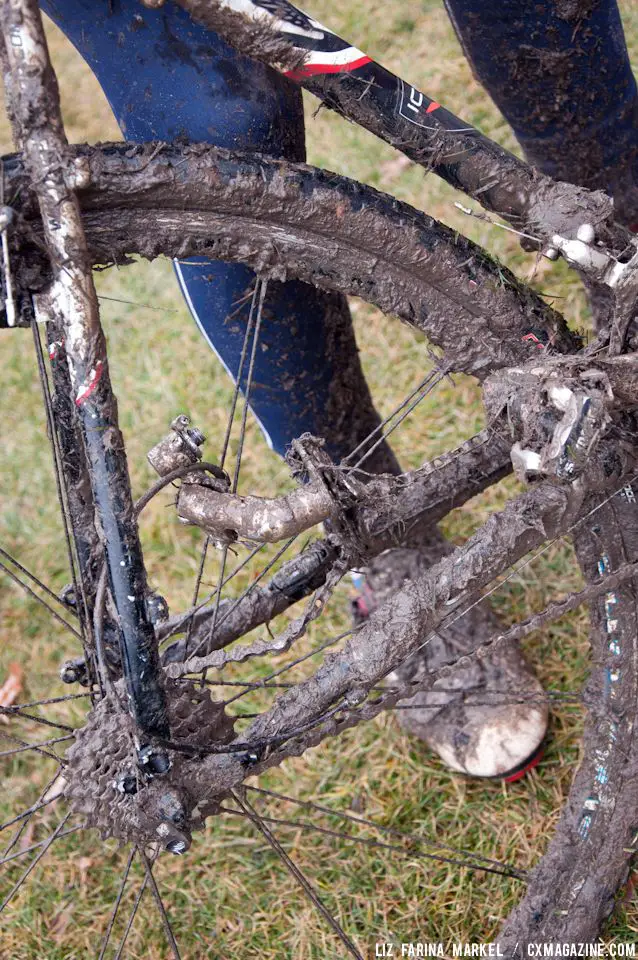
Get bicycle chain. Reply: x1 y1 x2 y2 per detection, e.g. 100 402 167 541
253 609 514 774
404 425 499 479
254 554 638 774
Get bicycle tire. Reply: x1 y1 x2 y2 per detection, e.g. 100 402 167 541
7 142 579 378
4 142 637 950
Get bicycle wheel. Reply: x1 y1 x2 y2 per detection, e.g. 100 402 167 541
2 143 637 956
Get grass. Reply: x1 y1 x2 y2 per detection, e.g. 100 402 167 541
0 2 637 957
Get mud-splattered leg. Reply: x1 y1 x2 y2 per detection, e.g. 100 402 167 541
41 0 399 475
444 0 638 226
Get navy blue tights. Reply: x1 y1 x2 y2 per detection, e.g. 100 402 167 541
443 0 638 223
41 0 638 462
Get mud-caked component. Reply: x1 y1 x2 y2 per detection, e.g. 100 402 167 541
60 633 121 686
60 656 91 686
270 539 340 602
146 590 169 626
147 414 206 477
138 744 172 776
64 679 235 849
147 416 231 544
115 770 138 795
483 363 614 485
58 583 78 611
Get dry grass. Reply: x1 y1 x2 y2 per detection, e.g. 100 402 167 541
0 3 637 957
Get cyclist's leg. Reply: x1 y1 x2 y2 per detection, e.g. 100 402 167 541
443 0 638 226
40 0 399 474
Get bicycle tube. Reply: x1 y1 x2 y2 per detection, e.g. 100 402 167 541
176 0 617 242
3 142 580 371
0 1 170 749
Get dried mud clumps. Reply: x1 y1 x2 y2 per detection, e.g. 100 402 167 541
176 0 307 73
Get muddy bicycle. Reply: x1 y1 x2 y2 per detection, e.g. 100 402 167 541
2 0 638 955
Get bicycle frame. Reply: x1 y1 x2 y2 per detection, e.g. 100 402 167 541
0 0 632 768
5 3 638 948
177 0 622 247
0 0 170 756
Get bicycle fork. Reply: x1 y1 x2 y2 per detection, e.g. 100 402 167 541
0 0 170 761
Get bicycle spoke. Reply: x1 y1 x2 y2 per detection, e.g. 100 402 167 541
201 678 294 690
31 322 91 653
199 543 229 683
0 826 81 868
0 794 62 837
158 542 266 647
231 278 267 492
388 694 581 708
0 706 75 732
97 294 178 314
0 811 71 914
1 767 66 859
185 534 299 663
97 846 137 960
348 364 450 474
0 545 74 612
189 280 269 676
341 367 445 468
179 290 255 648
113 873 148 960
220 279 259 472
182 280 264 660
0 733 75 760
223 629 354 707
0 730 68 764
231 790 364 960
8 693 88 710
182 535 210 657
210 545 229 633
0 558 82 640
221 805 525 881
246 786 526 876
412 472 638 663
139 850 182 960
376 684 582 703
214 680 580 703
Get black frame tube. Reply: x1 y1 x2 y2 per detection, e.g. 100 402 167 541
0 0 169 743
179 0 617 242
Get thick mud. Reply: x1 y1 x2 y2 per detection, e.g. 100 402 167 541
448 0 638 227
3 143 580 376
176 0 622 246
498 490 638 947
